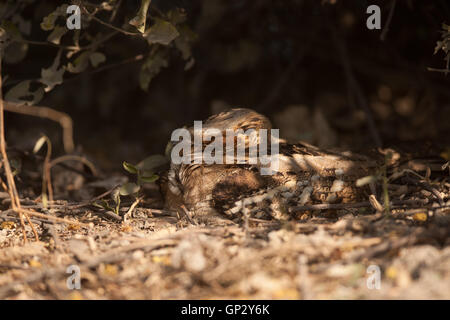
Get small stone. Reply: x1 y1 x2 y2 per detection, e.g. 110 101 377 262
330 179 344 192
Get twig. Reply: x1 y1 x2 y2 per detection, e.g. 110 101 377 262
124 197 141 222
82 6 141 36
19 208 91 227
402 176 445 206
12 39 80 51
297 255 312 300
380 0 397 41
9 148 96 179
180 205 197 225
66 185 119 209
349 235 412 262
38 135 53 208
427 67 450 75
146 208 177 216
63 54 144 85
3 101 74 153
109 0 122 23
289 199 429 213
0 264 27 270
369 194 384 213
0 211 55 226
0 47 38 242
49 155 98 176
10 187 119 211
95 210 122 222
12 30 118 52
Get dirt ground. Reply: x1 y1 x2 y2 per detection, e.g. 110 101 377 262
1 0 449 301
0 167 449 300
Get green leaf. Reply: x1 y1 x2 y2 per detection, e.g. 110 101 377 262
168 8 187 25
4 42 28 64
139 51 168 91
40 66 65 92
5 80 44 105
89 52 106 68
40 5 69 31
145 18 179 45
47 25 67 45
33 136 47 154
443 23 450 32
123 161 138 174
139 174 159 183
1 20 22 40
164 141 173 158
40 50 65 93
356 175 378 187
10 158 21 176
67 51 91 73
174 24 197 60
137 154 168 171
119 182 140 196
1 21 28 64
40 12 57 31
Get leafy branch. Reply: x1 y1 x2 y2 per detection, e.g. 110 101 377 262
429 23 450 75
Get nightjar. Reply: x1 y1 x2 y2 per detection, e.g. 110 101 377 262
159 108 378 220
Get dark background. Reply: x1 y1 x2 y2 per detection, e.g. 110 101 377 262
3 0 450 171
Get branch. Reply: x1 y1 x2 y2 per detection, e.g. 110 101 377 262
3 101 74 153
82 6 142 36
0 39 38 242
289 199 429 213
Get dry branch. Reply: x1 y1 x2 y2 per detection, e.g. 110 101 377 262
3 101 74 153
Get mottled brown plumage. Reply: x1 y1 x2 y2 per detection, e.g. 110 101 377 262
161 108 379 219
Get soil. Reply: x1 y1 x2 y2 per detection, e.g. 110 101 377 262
0 163 449 300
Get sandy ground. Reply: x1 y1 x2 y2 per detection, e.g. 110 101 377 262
0 196 449 299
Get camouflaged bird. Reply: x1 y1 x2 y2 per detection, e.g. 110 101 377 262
159 108 387 220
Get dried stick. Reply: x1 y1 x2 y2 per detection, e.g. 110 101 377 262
66 185 119 209
13 30 117 52
109 0 122 23
180 205 197 225
49 154 98 176
124 197 141 222
0 48 38 242
39 136 54 207
290 199 429 213
3 101 74 153
82 5 141 36
19 208 91 227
